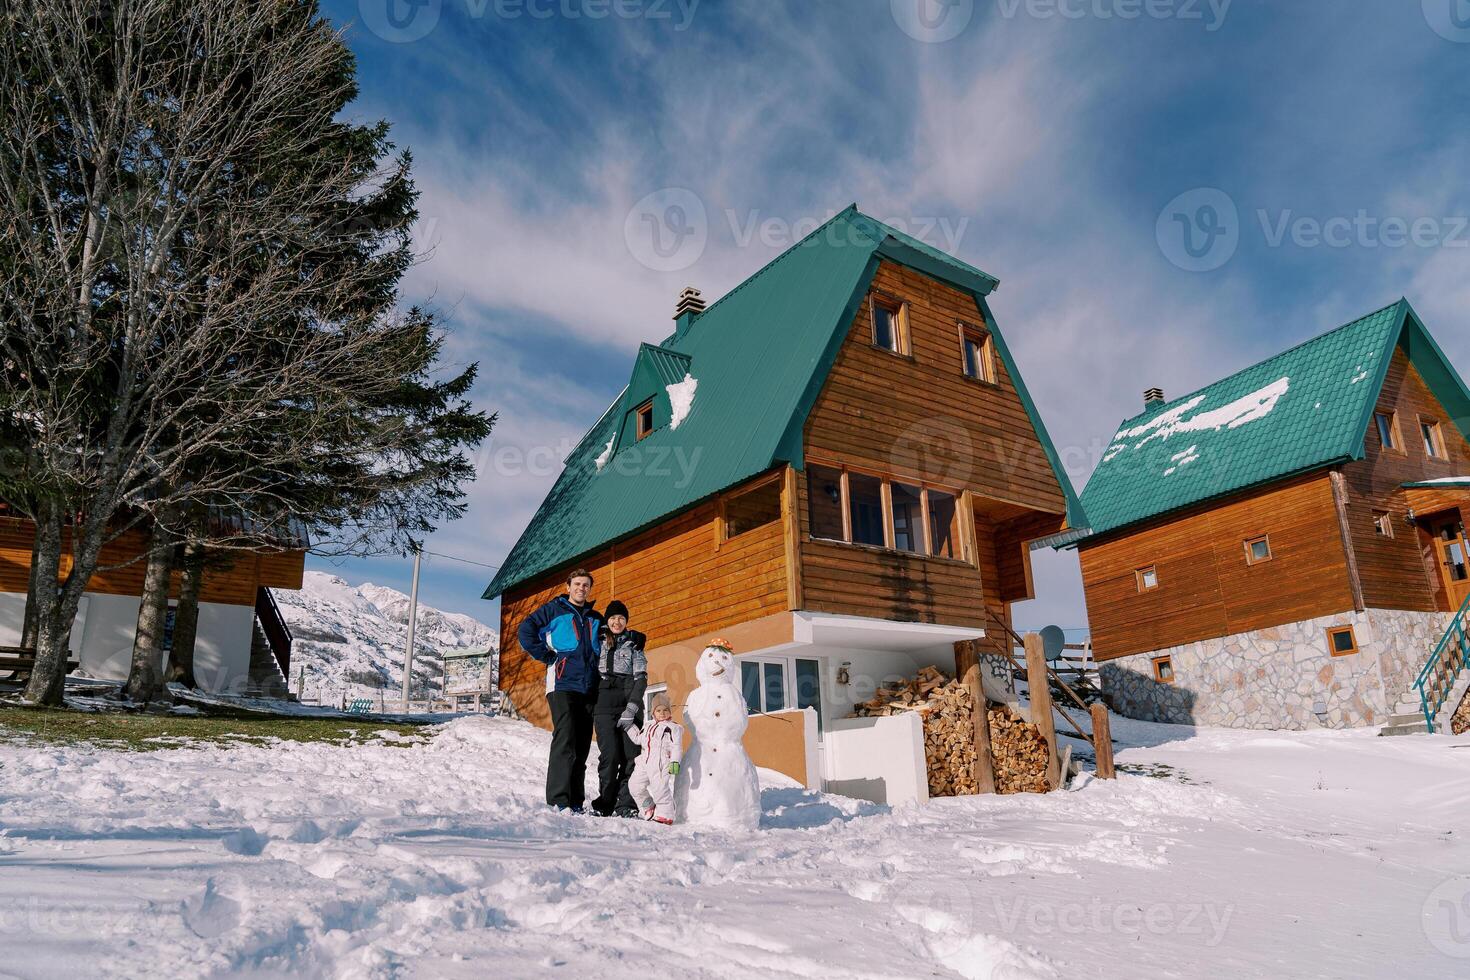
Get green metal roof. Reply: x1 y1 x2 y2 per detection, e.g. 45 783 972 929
1078 299 1470 539
484 205 1080 598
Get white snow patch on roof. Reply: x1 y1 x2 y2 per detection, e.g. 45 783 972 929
1119 377 1291 451
1408 476 1470 486
1349 366 1369 384
1163 445 1200 477
667 374 698 430
594 433 616 471
1102 444 1127 463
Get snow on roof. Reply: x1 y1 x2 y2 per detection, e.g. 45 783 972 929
667 373 698 430
1404 476 1470 487
1115 378 1291 453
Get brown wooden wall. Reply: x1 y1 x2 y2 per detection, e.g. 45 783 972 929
1078 473 1356 662
794 259 1067 639
803 261 1068 515
0 517 304 607
497 475 791 726
1341 349 1470 612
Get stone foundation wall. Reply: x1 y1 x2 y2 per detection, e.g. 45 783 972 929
1099 608 1454 730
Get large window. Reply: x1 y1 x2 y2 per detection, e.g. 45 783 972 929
724 478 782 539
848 472 886 547
891 482 924 553
807 460 969 562
741 658 824 734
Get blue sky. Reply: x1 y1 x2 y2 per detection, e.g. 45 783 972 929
313 0 1470 639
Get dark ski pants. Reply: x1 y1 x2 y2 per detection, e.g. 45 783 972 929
546 690 595 809
593 679 642 815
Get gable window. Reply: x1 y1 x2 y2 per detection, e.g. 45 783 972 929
1373 511 1395 538
870 293 909 356
806 460 969 563
635 399 655 441
1421 418 1446 460
1244 535 1273 565
723 477 782 540
959 323 996 383
1374 411 1401 453
1327 625 1359 657
1136 566 1159 592
1152 656 1175 683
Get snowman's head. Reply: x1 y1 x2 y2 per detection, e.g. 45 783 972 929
696 642 736 686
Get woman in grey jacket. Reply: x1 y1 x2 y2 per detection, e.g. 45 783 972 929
591 600 648 817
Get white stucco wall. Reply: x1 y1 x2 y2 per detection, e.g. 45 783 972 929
822 711 928 807
0 590 254 694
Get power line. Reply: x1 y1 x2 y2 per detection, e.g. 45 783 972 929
419 548 501 571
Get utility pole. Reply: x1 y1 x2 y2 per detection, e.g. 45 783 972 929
400 548 422 711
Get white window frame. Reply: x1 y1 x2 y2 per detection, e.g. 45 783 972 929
740 656 793 715
643 682 667 718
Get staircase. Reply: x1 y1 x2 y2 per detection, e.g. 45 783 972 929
1383 595 1470 735
241 587 294 700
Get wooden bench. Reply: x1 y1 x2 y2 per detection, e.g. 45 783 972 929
0 646 81 685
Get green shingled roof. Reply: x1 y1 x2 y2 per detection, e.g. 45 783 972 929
1079 299 1470 539
484 205 1081 598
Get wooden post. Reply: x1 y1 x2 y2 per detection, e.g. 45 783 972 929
963 665 997 795
1091 702 1116 779
1024 632 1061 791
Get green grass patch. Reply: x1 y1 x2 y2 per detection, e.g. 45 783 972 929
0 704 431 751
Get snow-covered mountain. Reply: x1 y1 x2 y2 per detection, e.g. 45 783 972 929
273 571 498 705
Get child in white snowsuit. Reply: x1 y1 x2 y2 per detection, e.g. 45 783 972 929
623 692 683 825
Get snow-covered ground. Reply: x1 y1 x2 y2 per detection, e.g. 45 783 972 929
275 572 497 706
2 715 1469 979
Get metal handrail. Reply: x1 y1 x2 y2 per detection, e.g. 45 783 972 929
1415 592 1470 732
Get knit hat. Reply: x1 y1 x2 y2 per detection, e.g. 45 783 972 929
605 600 629 621
650 691 672 713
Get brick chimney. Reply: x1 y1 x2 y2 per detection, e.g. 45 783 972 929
673 286 706 339
1144 387 1166 407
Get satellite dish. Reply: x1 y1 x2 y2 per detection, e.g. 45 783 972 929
1040 625 1067 662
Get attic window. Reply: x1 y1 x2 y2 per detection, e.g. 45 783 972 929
959 323 996 383
1373 511 1395 538
870 292 909 356
635 399 655 441
1421 418 1446 460
1374 411 1401 453
1244 535 1273 565
1136 566 1159 592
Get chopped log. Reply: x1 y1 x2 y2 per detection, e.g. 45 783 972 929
1091 703 1116 779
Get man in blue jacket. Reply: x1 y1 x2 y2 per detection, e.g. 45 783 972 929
517 569 603 811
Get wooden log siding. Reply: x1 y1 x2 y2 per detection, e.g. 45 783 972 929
0 516 304 607
1340 349 1470 613
1078 472 1356 662
496 474 791 727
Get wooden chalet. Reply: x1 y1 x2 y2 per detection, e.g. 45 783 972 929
1075 300 1470 733
0 505 305 696
484 206 1084 802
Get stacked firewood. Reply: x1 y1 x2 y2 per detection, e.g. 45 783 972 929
851 666 1052 796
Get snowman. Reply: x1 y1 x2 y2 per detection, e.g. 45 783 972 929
674 641 762 830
